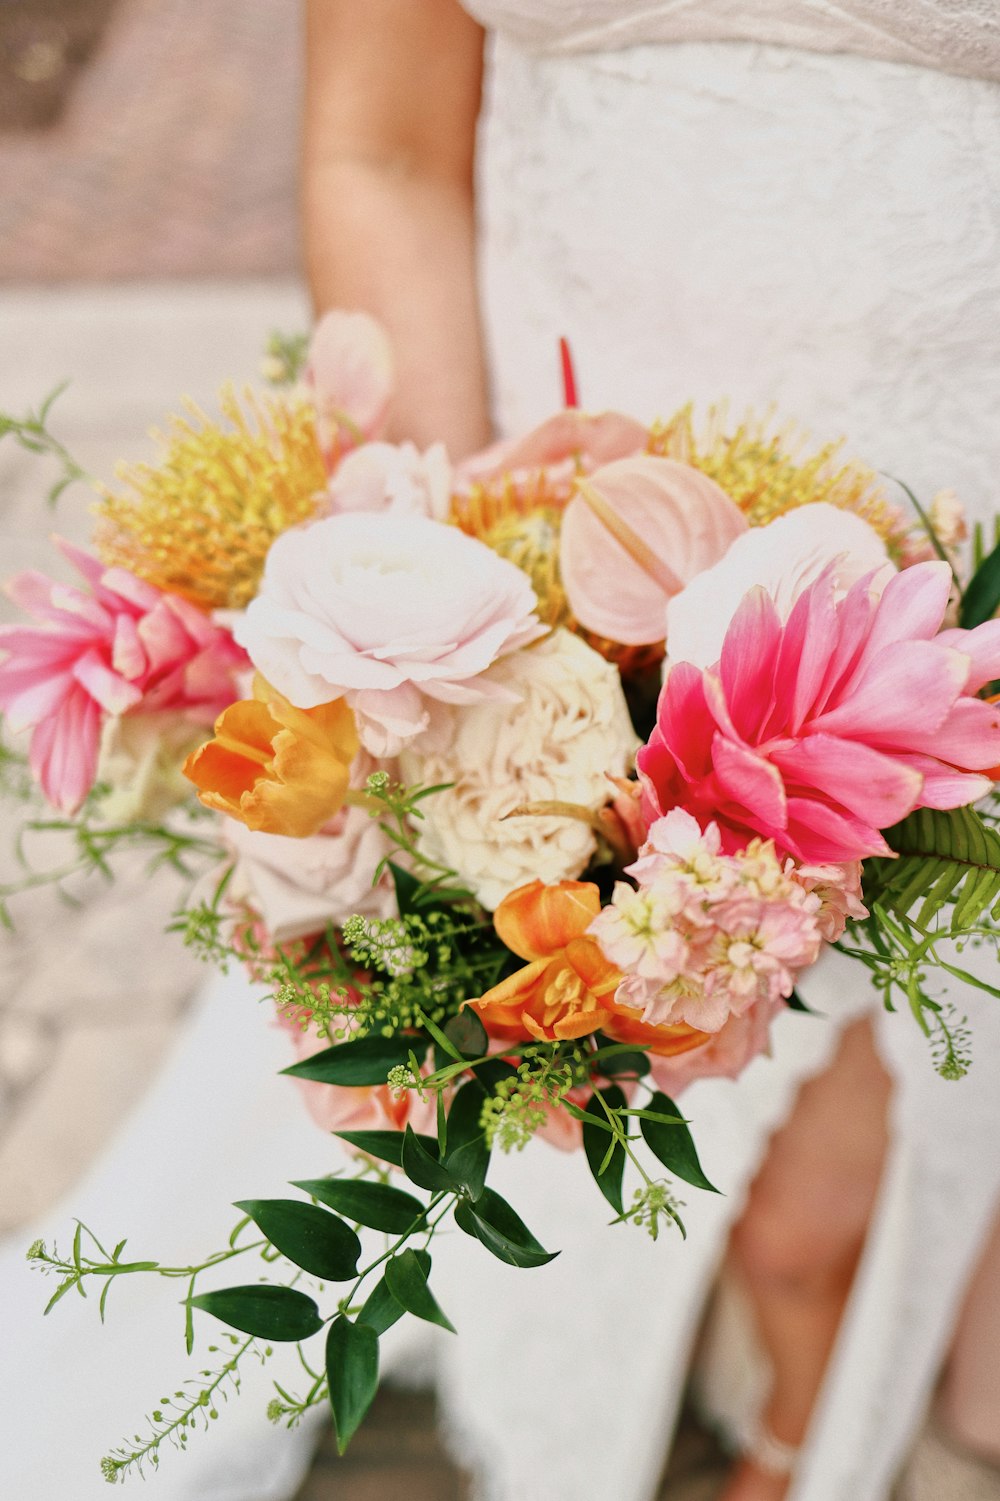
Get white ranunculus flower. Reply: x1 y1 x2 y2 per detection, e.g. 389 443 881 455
665 502 890 669
235 512 545 757
328 440 451 520
400 629 638 911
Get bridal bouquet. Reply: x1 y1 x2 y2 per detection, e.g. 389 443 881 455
3 314 999 1479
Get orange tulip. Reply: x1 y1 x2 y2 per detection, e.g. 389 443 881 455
183 676 358 838
469 879 623 1043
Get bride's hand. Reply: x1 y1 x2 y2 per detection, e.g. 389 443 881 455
302 0 492 457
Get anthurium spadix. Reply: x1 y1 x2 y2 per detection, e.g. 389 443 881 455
558 455 747 645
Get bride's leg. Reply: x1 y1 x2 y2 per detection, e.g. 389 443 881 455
937 1203 1000 1465
718 1017 892 1501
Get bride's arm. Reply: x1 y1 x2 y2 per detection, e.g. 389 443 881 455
302 0 491 456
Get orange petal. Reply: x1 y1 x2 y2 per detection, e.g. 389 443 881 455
603 1003 713 1059
563 936 623 999
494 879 603 961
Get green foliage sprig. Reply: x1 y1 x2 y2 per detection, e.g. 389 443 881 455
0 385 92 506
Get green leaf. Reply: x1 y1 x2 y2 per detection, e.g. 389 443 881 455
591 1034 651 1077
454 1188 560 1268
443 1009 488 1059
786 989 818 1014
582 1086 627 1214
472 1057 519 1093
234 1199 361 1281
358 1250 430 1336
326 1317 380 1454
388 861 424 917
640 1092 720 1194
188 1284 323 1342
442 1080 490 1198
334 1128 439 1169
281 1033 428 1086
960 536 1000 628
864 806 1000 928
292 1178 425 1235
401 1125 461 1194
384 1248 455 1333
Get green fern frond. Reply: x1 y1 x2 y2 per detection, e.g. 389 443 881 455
863 805 1000 929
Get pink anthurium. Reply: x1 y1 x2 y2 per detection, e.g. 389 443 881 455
559 456 748 645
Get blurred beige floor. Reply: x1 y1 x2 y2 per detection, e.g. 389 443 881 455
0 280 308 1232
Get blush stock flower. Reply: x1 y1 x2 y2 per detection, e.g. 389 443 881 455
590 810 826 1036
235 511 545 756
640 561 1000 865
0 538 244 814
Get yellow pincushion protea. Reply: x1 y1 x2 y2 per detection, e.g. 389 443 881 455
93 387 329 611
648 404 917 561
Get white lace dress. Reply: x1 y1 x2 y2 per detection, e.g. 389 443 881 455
422 6 1000 1501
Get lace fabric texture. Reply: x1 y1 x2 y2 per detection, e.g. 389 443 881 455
427 15 1000 1501
462 0 1000 82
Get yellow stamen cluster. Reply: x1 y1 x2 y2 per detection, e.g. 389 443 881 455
648 404 916 560
93 387 329 610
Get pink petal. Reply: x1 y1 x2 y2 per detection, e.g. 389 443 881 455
135 603 193 675
891 696 1000 770
307 310 394 439
719 586 782 740
0 671 76 733
860 560 952 657
774 568 842 735
560 456 747 645
784 796 890 863
890 754 993 809
112 613 150 682
71 648 144 715
812 640 970 741
711 734 788 833
936 619 1000 694
770 734 923 827
30 687 101 814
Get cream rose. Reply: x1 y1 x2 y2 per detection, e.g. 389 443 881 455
400 629 638 911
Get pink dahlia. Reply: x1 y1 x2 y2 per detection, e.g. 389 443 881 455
0 539 245 814
638 560 1000 863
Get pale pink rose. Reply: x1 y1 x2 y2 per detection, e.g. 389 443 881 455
0 538 245 814
305 309 394 456
665 502 889 670
236 512 545 756
639 560 1000 864
559 456 748 645
328 440 451 520
223 805 397 946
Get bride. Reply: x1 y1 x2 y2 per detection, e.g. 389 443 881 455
301 4 1000 1501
